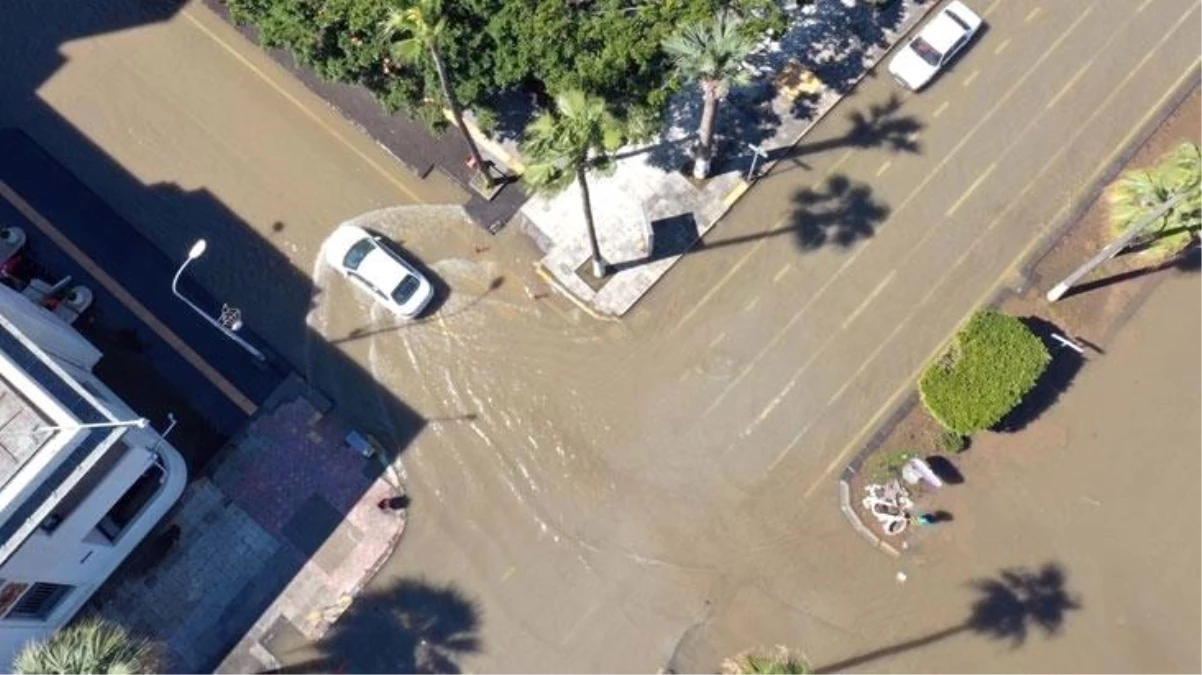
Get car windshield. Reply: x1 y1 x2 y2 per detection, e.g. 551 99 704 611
910 36 943 67
342 238 375 271
391 275 420 305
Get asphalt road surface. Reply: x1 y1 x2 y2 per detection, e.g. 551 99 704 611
2 0 1198 672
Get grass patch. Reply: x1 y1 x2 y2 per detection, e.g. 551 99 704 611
919 310 1050 436
935 428 967 453
863 449 916 482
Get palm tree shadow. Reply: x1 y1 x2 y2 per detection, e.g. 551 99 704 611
815 562 1080 674
265 577 481 674
773 93 923 167
615 173 888 269
705 173 889 252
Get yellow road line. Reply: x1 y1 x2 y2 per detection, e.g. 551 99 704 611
180 8 425 204
840 271 896 330
772 263 793 284
931 100 951 118
1045 55 1097 109
666 239 766 337
875 159 892 177
825 316 910 409
0 181 258 416
800 56 1201 498
945 161 997 217
700 244 869 416
667 151 853 338
962 69 980 87
702 0 1143 434
1025 6 1043 22
722 181 751 209
994 37 1013 55
879 4 1098 228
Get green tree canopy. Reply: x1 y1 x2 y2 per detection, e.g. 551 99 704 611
224 0 785 129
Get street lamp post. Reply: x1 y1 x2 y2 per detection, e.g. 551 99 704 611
172 239 267 362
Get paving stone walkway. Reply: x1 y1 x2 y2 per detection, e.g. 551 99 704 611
89 376 405 673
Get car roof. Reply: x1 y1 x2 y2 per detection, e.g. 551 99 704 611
356 244 410 291
920 8 971 53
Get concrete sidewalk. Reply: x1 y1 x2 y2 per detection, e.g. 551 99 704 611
89 376 406 673
501 0 937 317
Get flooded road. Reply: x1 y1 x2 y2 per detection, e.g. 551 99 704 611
7 0 1198 671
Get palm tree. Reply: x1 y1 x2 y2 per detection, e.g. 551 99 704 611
663 13 759 179
1109 141 1201 258
383 0 494 188
13 619 158 674
521 90 626 278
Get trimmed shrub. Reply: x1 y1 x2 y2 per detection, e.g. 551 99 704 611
919 311 1050 436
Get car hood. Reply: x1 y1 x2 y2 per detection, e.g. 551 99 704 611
888 45 938 90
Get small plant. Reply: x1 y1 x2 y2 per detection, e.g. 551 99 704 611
936 428 967 454
723 645 811 674
863 449 915 482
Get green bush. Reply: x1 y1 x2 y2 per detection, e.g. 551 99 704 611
919 311 1050 436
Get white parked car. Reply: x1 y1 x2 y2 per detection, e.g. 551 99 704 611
324 225 434 319
888 1 982 91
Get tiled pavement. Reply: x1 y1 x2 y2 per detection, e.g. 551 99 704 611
89 375 406 673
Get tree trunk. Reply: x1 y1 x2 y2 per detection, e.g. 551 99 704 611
694 82 719 179
577 166 608 278
431 45 494 187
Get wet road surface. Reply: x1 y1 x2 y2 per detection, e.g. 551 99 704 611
2 0 1198 672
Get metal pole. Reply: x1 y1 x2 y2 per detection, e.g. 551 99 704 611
745 143 768 182
172 244 267 362
1046 192 1185 302
38 418 148 433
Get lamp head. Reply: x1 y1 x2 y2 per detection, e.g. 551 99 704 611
187 239 208 260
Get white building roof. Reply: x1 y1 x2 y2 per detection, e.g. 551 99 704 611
0 312 125 566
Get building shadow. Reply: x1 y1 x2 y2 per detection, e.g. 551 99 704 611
992 317 1086 434
814 562 1080 673
0 2 455 670
261 577 481 674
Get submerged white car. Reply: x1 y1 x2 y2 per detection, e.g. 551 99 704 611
324 225 434 319
888 1 982 91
